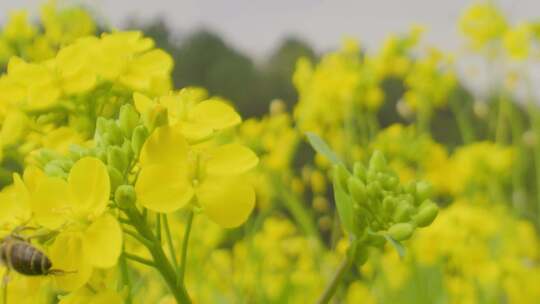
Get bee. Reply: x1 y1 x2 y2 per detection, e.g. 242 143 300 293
0 228 66 277
0 236 53 276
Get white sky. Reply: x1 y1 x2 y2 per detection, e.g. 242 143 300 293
1 0 539 57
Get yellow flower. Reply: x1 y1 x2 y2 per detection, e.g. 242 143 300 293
3 11 36 42
134 89 241 142
20 157 121 291
135 125 258 227
503 24 532 60
459 2 507 50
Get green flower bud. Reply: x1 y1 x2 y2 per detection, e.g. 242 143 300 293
108 146 128 174
381 174 398 190
108 166 124 192
353 162 367 181
393 202 414 223
37 149 61 166
368 150 387 172
404 181 416 196
131 125 149 156
49 159 74 172
382 197 396 216
95 147 107 163
106 121 124 145
415 181 433 204
95 117 108 138
68 145 89 161
388 223 415 241
367 181 382 200
118 104 140 138
115 185 136 209
44 163 67 179
413 200 438 227
121 140 134 166
348 177 367 205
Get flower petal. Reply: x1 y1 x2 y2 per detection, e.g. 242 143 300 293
50 231 93 292
139 125 189 167
68 157 110 217
135 164 194 213
206 144 259 176
197 177 255 228
133 92 154 115
177 121 213 143
31 176 69 229
189 99 241 130
83 213 122 268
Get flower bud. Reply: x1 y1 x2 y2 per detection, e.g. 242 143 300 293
115 185 136 209
118 104 140 138
37 149 60 166
348 177 367 205
393 202 414 223
44 163 67 179
368 150 387 172
108 166 123 192
413 200 438 227
388 222 415 241
106 121 124 146
131 125 149 156
68 145 89 161
381 174 398 190
353 162 367 181
108 146 128 174
382 197 396 216
95 117 108 138
415 181 432 203
49 159 74 172
367 181 382 200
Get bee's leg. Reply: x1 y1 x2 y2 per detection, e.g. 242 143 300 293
14 229 57 243
48 269 76 276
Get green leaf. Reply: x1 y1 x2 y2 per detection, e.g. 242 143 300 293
384 234 406 259
333 164 354 234
305 132 341 165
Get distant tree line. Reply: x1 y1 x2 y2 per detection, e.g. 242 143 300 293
128 18 317 117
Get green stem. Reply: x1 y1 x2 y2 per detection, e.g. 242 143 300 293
163 214 179 270
178 210 194 285
156 213 162 243
495 93 508 144
119 254 134 304
528 102 540 222
125 208 191 304
316 243 358 304
449 95 474 144
124 252 156 268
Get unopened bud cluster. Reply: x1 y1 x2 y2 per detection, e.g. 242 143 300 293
36 104 144 205
336 151 438 249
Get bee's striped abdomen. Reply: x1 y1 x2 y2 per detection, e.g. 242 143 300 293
1 240 52 276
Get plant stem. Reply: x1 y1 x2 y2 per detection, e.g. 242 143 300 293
316 244 358 304
125 207 191 304
178 210 194 285
119 254 134 304
449 94 474 144
124 252 156 268
163 214 179 270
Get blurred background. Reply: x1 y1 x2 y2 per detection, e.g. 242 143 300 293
1 0 538 118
